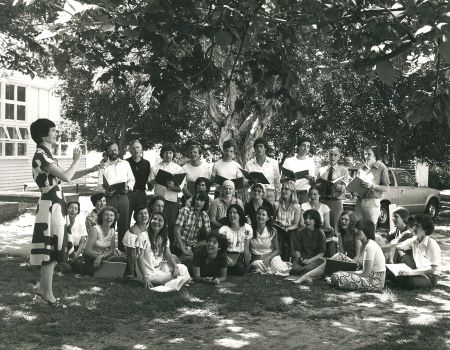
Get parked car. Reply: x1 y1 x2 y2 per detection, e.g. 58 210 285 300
343 167 441 226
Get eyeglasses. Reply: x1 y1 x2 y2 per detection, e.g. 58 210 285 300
340 218 349 222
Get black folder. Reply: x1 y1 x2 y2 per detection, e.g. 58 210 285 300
155 169 186 187
103 175 126 192
281 167 309 182
239 168 270 185
214 175 244 190
346 177 370 198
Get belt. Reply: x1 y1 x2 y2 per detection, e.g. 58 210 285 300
132 189 146 193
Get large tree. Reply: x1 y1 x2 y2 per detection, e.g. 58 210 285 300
6 0 450 164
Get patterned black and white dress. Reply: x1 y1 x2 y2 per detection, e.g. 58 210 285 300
30 145 73 265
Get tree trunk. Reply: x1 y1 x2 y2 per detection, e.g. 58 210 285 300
206 82 275 166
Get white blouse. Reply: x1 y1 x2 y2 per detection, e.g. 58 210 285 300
219 223 252 253
250 227 275 255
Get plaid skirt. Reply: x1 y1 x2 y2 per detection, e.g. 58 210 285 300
330 270 385 292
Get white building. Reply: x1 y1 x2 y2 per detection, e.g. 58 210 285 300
0 72 86 191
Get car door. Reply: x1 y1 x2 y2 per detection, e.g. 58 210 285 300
383 169 399 205
395 170 422 213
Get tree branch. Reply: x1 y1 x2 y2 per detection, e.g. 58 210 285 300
353 40 413 69
432 52 441 108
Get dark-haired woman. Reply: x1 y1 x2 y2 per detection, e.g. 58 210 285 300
290 209 326 276
30 118 100 308
123 205 150 279
148 143 184 248
66 201 87 262
124 212 189 288
184 177 211 209
218 204 252 275
389 214 441 289
192 233 229 285
330 219 385 292
249 206 289 275
85 192 106 232
354 145 390 227
84 206 120 275
244 183 274 229
174 192 211 266
292 211 361 284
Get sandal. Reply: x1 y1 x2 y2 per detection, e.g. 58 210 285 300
33 294 67 309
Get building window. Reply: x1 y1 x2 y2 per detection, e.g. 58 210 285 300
0 127 7 138
19 128 29 139
17 143 27 156
0 126 29 157
5 85 15 100
5 104 14 119
5 143 14 156
17 105 26 120
3 84 27 121
7 127 19 139
17 86 26 102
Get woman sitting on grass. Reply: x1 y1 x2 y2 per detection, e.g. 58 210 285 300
300 187 332 232
290 209 326 276
123 205 150 279
388 214 441 289
330 219 385 292
173 192 211 268
66 201 88 261
209 180 244 229
275 181 302 261
292 211 360 284
218 204 252 275
244 183 274 229
184 177 211 209
380 207 413 263
192 233 228 285
85 192 106 232
83 206 119 276
249 206 290 275
123 212 189 288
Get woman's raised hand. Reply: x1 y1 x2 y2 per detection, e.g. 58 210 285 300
73 147 82 162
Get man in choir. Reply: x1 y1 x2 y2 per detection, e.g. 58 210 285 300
126 140 151 227
245 137 281 205
318 146 349 231
98 141 135 252
281 137 317 204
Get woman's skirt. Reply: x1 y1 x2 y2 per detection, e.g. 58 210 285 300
330 270 386 292
30 186 72 265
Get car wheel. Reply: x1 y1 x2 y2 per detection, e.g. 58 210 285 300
378 202 389 227
425 199 439 218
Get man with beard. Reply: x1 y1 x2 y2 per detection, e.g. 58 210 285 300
126 140 151 227
98 141 135 252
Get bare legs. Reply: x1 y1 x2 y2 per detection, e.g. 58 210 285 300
38 261 57 303
293 261 326 284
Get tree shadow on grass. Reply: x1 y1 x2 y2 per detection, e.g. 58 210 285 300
1 252 450 350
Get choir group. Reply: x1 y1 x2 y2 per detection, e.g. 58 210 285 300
28 118 442 308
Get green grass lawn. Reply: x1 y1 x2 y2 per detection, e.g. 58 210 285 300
1 222 450 350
